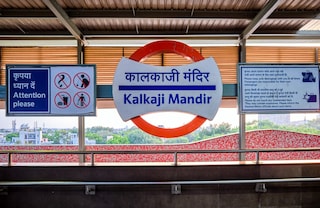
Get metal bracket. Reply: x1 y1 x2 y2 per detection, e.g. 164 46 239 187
85 185 96 195
255 183 267 193
0 186 8 195
171 184 181 195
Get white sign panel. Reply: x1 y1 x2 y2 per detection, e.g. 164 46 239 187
113 57 222 121
239 64 320 113
50 66 96 115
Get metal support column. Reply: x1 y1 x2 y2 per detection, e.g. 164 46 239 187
77 40 85 163
239 39 246 161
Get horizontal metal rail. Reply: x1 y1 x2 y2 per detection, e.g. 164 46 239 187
0 147 320 166
1 177 320 186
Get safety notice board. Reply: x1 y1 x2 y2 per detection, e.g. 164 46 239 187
6 64 96 116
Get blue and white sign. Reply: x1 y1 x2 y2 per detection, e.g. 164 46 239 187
239 64 320 113
113 57 223 121
7 65 96 116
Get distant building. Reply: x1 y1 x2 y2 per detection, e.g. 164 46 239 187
20 124 29 131
70 133 78 144
0 133 5 143
13 130 42 145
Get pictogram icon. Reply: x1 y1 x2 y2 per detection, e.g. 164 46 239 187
54 91 71 109
54 72 71 89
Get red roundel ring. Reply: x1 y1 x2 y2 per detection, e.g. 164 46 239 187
129 40 207 138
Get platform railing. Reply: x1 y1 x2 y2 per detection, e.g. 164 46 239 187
1 147 320 166
1 177 320 187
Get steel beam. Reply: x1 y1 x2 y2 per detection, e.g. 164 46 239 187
240 0 282 40
1 8 319 19
42 0 87 45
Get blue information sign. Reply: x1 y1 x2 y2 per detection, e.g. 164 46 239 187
8 68 50 114
239 64 320 113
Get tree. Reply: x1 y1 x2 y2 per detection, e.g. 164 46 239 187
125 127 162 144
5 132 19 142
86 126 115 144
85 132 103 144
214 122 232 135
45 131 61 144
107 134 130 144
45 129 73 144
164 137 189 144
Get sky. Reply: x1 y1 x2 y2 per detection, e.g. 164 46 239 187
0 108 318 130
0 108 242 130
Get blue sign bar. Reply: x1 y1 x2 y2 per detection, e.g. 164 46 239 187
118 85 216 91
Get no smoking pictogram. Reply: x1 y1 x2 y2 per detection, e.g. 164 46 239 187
74 91 90 108
54 72 71 89
74 72 90 89
54 91 71 109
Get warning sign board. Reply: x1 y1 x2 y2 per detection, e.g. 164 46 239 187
6 64 96 116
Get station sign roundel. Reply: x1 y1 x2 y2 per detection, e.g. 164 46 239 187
113 40 222 138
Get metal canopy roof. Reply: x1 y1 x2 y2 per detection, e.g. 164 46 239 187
0 0 319 45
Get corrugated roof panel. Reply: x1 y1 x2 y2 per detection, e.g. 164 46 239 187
189 19 249 32
74 18 137 31
145 0 267 10
0 0 46 8
58 0 126 9
2 0 317 12
300 20 320 31
134 0 175 9
57 0 269 10
0 18 66 32
200 0 268 10
279 0 320 10
138 18 188 31
260 19 311 31
0 0 318 38
74 18 250 34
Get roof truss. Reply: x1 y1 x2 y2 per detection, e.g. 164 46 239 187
42 0 87 45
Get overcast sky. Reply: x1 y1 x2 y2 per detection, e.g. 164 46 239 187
1 108 318 130
0 108 241 130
